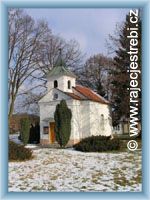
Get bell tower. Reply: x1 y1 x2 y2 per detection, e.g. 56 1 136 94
46 49 76 93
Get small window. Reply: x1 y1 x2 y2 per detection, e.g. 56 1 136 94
68 80 71 89
53 93 58 100
100 114 104 130
43 126 49 134
54 80 58 88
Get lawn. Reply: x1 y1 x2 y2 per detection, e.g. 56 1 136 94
9 147 142 192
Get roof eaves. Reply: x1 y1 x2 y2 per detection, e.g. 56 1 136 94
72 86 89 99
74 85 110 104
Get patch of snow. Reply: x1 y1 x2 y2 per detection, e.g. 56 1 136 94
9 134 23 145
9 148 142 192
25 144 39 149
9 134 39 149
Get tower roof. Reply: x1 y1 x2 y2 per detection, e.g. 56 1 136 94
46 49 76 78
46 65 76 78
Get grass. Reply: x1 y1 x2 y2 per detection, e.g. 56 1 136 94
81 178 89 183
132 169 142 184
81 186 87 189
112 168 142 188
51 175 58 180
91 171 103 184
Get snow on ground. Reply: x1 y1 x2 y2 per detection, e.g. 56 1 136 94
9 134 38 148
9 133 22 145
9 147 142 192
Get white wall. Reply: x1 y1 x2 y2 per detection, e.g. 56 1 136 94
39 89 71 140
39 96 81 141
39 88 71 103
68 100 81 141
80 101 91 138
69 100 112 140
39 89 112 142
89 102 112 136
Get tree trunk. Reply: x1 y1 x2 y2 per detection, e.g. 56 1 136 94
8 96 15 122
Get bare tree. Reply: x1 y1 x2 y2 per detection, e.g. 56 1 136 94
14 91 41 115
8 9 51 120
77 54 114 99
8 9 83 118
36 35 84 75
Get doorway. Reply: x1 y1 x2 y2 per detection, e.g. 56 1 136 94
49 122 55 143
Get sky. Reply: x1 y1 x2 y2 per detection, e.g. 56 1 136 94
25 8 130 59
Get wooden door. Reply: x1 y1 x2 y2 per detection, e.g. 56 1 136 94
49 122 55 143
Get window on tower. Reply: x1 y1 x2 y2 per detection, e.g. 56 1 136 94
68 80 71 89
54 80 58 88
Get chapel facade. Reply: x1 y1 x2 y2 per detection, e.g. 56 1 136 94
38 54 112 145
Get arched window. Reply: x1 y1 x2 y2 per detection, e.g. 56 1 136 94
53 93 58 100
54 80 58 88
100 114 104 130
68 80 71 89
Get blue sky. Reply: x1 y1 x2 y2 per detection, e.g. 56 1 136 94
25 8 130 58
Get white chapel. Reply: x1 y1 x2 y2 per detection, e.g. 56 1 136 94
38 54 112 145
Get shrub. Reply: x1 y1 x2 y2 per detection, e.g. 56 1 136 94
34 122 40 144
9 140 32 161
9 128 16 135
20 118 30 145
28 123 40 144
54 100 72 148
73 135 120 152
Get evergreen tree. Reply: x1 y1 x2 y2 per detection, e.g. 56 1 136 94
35 122 40 144
54 100 72 148
28 124 34 144
20 118 30 145
110 11 141 125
